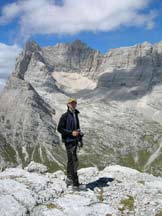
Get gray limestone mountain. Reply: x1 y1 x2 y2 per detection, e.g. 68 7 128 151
1 39 162 176
0 41 65 171
43 39 102 74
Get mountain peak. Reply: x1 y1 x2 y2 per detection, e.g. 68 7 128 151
25 40 41 52
71 39 87 48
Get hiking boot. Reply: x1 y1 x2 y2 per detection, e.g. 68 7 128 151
66 177 73 187
78 183 87 190
73 183 87 191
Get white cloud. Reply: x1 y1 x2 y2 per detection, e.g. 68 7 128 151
0 0 156 38
0 43 21 91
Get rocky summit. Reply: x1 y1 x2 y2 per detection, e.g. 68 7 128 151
0 162 162 216
1 40 162 176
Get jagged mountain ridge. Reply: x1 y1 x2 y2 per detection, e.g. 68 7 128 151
43 39 102 74
0 42 65 171
1 39 162 175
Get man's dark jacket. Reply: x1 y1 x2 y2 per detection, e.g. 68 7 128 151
57 109 80 143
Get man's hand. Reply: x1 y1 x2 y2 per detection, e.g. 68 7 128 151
78 141 83 148
72 130 80 137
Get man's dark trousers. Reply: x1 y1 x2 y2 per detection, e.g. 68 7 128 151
65 141 79 186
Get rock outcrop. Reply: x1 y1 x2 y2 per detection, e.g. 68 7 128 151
0 162 162 216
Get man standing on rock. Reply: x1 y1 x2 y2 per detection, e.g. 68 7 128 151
57 98 84 189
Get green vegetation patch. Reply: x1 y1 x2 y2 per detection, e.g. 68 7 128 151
96 188 104 202
119 195 134 212
137 180 145 185
1 143 17 164
147 153 162 176
155 210 162 216
14 143 66 173
142 134 159 146
46 203 59 209
119 155 136 169
41 146 62 172
119 150 151 173
137 150 151 170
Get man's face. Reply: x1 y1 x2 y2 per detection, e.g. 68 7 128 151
68 101 77 110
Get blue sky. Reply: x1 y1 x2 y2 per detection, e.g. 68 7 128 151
0 0 162 90
27 0 162 53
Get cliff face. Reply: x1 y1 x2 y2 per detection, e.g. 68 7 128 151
43 40 162 88
97 42 162 90
1 39 162 175
0 41 65 171
43 40 102 74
